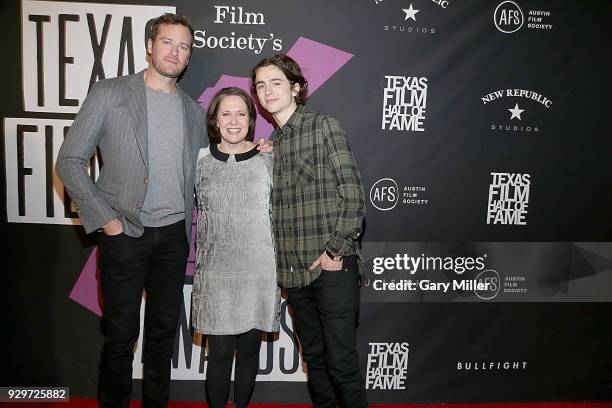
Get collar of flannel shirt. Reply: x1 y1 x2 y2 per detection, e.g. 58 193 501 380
278 104 306 135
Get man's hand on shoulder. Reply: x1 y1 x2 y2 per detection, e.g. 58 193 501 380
256 137 274 153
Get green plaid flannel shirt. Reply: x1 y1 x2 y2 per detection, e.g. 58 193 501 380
271 105 366 288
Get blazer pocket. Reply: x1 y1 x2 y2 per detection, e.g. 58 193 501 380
294 155 315 188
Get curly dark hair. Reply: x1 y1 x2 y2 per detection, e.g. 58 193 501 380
251 54 309 105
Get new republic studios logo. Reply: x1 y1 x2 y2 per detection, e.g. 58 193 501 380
374 1 442 35
481 88 552 133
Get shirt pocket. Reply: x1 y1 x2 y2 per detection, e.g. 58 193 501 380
294 154 315 189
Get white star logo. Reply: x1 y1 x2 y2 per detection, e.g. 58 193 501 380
508 103 525 120
403 4 419 21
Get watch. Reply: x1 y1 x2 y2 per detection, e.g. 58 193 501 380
326 249 343 261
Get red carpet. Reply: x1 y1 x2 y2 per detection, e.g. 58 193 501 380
1 400 611 408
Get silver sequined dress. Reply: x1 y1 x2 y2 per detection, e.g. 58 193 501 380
191 144 280 335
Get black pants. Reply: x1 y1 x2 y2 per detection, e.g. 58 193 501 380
97 220 188 408
287 255 368 408
205 329 262 408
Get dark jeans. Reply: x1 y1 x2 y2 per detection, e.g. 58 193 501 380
287 255 368 408
97 220 188 408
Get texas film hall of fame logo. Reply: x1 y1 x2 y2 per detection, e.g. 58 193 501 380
366 342 410 390
382 76 428 131
486 172 531 225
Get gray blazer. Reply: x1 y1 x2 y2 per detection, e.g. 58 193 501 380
56 70 206 243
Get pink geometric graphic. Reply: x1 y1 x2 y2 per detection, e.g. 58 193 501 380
69 247 102 316
70 37 353 315
197 36 354 140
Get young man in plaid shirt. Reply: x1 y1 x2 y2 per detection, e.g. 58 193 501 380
252 54 368 408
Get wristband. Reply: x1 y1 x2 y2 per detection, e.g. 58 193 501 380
326 249 342 261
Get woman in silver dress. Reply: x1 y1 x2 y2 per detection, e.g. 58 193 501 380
192 87 280 408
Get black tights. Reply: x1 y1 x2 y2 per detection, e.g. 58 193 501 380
205 329 262 408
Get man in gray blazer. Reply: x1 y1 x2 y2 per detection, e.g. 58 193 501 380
56 14 204 408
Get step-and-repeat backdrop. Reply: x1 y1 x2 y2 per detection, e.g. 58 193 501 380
2 0 611 403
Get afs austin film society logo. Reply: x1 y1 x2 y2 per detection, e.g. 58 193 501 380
370 178 429 211
366 342 409 390
494 1 553 34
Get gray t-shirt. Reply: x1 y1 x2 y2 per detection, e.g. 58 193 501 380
140 86 185 227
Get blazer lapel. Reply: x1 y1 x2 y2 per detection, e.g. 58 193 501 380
127 71 149 171
178 87 196 179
